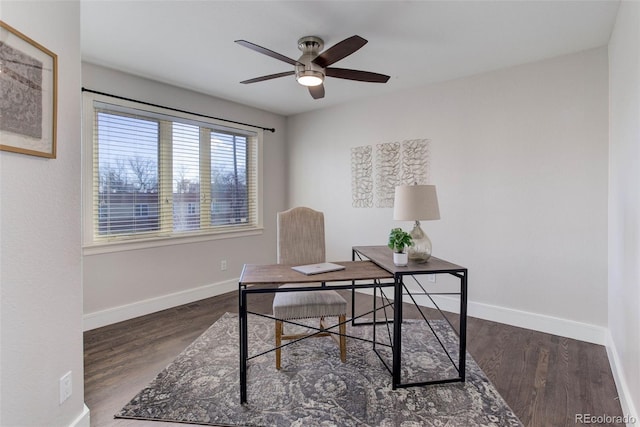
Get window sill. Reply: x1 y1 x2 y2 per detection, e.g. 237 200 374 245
83 227 264 256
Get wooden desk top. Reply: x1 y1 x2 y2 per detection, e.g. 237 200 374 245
239 260 392 286
352 245 467 274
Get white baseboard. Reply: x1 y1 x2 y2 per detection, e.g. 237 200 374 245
355 289 607 345
83 278 237 331
605 331 639 426
463 297 607 345
69 404 90 427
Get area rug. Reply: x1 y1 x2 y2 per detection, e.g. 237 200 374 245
116 312 522 426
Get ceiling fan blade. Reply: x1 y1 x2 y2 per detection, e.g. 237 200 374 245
312 35 368 68
235 40 302 66
308 84 325 99
326 68 390 83
240 71 295 84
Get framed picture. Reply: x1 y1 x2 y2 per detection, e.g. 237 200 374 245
0 20 57 158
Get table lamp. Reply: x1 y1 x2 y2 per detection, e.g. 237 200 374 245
393 184 440 262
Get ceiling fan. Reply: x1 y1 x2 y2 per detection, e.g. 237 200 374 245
235 35 390 100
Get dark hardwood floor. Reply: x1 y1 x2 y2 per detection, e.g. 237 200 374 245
84 291 623 427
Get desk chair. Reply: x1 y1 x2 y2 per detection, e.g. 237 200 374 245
272 207 347 370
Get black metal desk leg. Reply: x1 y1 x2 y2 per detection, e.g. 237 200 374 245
351 281 357 327
239 286 248 403
351 249 356 326
392 275 403 389
459 271 468 381
373 285 377 348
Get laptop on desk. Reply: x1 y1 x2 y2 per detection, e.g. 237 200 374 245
291 262 346 275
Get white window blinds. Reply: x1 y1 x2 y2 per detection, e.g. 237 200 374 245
87 97 261 244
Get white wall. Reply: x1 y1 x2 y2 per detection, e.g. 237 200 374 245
608 1 640 421
81 64 287 329
287 48 609 343
0 1 88 426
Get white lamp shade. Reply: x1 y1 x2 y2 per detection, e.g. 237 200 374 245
393 185 440 221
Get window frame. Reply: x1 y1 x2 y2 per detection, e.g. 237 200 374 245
82 92 263 255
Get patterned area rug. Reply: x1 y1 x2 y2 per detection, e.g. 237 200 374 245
116 312 522 426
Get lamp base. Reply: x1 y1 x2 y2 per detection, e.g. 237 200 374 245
408 221 432 263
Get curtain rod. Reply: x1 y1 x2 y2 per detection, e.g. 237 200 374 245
81 87 276 133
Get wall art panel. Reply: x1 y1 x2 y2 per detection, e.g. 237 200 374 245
351 145 373 208
350 138 431 208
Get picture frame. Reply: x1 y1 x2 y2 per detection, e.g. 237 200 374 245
0 20 57 159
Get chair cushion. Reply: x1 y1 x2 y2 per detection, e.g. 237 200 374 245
273 284 347 319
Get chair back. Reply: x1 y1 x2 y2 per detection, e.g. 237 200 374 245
277 207 325 265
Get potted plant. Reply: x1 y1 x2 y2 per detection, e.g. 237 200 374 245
388 228 413 266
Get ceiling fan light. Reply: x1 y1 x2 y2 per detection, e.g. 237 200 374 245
296 70 324 87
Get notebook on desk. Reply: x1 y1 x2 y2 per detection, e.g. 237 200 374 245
291 262 346 275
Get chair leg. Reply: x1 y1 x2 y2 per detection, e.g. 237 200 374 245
275 319 282 370
339 314 346 363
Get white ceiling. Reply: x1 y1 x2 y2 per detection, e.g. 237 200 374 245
81 1 620 117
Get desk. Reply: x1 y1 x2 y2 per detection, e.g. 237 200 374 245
352 246 468 390
238 247 468 404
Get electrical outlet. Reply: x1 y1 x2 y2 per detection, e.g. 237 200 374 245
220 260 227 271
59 371 72 404
427 274 436 283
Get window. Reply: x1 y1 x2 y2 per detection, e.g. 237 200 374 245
134 204 150 217
83 93 262 249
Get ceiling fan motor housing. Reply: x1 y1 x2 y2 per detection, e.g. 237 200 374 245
296 36 325 85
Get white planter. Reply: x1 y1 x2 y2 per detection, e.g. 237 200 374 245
393 252 408 267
